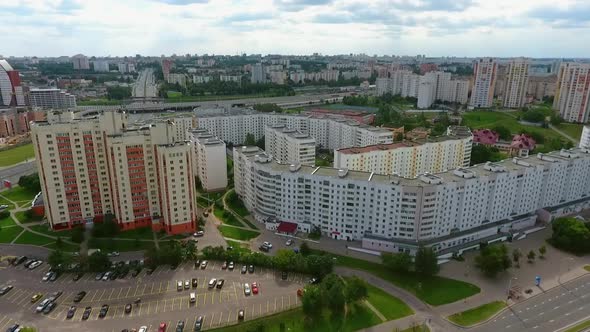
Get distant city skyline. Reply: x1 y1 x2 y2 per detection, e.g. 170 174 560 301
2 0 590 58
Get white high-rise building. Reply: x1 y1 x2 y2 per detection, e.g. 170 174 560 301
251 63 266 83
447 80 470 104
71 54 90 70
28 89 77 109
234 146 590 254
417 76 436 109
334 127 472 178
170 116 194 141
503 58 530 108
377 70 468 105
424 71 452 101
265 124 316 166
580 125 590 149
31 110 197 234
401 73 420 98
470 58 497 108
553 62 590 123
93 60 110 72
190 129 228 192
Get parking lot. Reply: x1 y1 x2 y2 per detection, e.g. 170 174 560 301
0 259 304 331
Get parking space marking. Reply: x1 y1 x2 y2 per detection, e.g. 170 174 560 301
116 288 124 300
16 291 32 306
209 312 216 329
227 310 232 323
107 288 115 301
274 297 277 311
124 286 132 298
0 318 13 330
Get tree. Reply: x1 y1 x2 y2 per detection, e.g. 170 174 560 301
106 86 132 100
244 133 256 146
539 245 547 259
470 145 503 165
521 110 545 123
381 252 412 273
299 241 311 256
550 114 563 126
305 255 333 279
492 125 512 141
18 173 41 192
527 250 536 263
512 249 522 268
274 249 297 271
550 217 590 254
344 276 368 303
56 236 63 249
48 250 66 272
321 274 345 315
87 251 111 272
301 285 322 320
70 227 84 243
474 244 512 277
414 247 439 276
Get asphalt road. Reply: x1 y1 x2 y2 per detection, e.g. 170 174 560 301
472 274 590 332
0 259 303 332
132 69 157 99
0 161 37 189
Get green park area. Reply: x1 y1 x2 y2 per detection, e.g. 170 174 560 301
0 225 23 243
218 225 260 241
556 123 584 139
14 230 55 246
2 185 38 207
225 190 250 217
365 283 414 320
214 206 245 228
0 214 16 227
448 301 507 327
0 144 35 167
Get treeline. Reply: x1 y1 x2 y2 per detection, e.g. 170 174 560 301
161 80 295 98
106 86 131 100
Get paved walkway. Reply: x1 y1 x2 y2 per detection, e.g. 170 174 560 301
549 123 579 144
364 300 386 322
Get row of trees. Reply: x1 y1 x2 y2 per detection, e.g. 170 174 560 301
106 86 132 100
144 240 198 268
381 247 440 276
161 80 295 98
474 243 548 277
48 250 111 273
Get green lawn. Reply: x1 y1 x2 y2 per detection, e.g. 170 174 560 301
214 207 245 227
1 186 37 206
210 304 382 332
28 224 74 238
0 196 15 210
556 123 584 140
565 318 590 332
14 230 55 246
14 210 44 224
448 301 507 327
462 111 563 141
313 250 480 306
167 91 183 98
241 218 258 230
0 225 23 243
114 226 155 240
0 144 35 167
365 283 414 320
0 214 16 227
88 237 155 252
584 265 590 272
218 225 260 241
225 190 250 217
400 324 430 332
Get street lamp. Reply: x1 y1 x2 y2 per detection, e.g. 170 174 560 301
506 277 517 300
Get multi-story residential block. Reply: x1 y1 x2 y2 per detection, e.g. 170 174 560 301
0 109 45 138
265 124 316 166
190 129 228 192
417 76 436 109
170 116 195 141
193 75 212 84
553 62 590 123
447 80 470 104
71 54 90 70
161 59 173 80
269 71 287 85
167 73 187 87
118 63 136 73
528 75 556 100
30 110 197 234
28 88 77 109
0 59 25 106
503 58 530 108
424 71 451 101
251 63 266 83
195 111 393 150
93 60 110 72
219 75 241 83
580 125 590 149
334 127 472 178
470 58 497 108
234 145 590 255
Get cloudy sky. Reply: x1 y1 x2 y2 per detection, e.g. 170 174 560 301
2 0 589 57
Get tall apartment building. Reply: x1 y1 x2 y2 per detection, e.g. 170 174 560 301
30 110 197 234
553 62 590 123
470 58 497 108
170 116 194 141
118 63 136 73
195 112 393 150
190 129 228 192
334 127 472 178
28 89 77 109
251 63 266 83
503 58 530 108
265 124 316 166
167 73 187 87
0 59 25 106
417 76 436 109
71 54 90 70
580 125 590 149
93 60 110 72
234 146 590 254
0 109 45 138
528 75 557 101
161 59 173 80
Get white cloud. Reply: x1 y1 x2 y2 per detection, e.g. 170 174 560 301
2 0 590 57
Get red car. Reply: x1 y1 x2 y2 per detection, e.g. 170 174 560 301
252 282 259 295
158 322 167 332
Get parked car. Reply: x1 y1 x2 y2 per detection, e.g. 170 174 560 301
158 322 167 332
74 291 87 303
138 326 148 332
43 301 57 314
176 280 183 291
95 272 104 281
73 273 83 281
194 231 204 237
0 285 13 296
146 268 154 275
309 277 319 284
241 265 247 274
216 279 225 289
49 272 59 282
82 307 92 320
252 282 259 294
36 299 51 313
208 278 217 288
221 261 228 269
42 272 53 282
193 316 203 331
184 280 190 289
102 272 112 281
238 309 245 321
175 320 185 332
263 241 272 249
13 256 27 266
5 324 19 332
191 278 198 288
189 292 196 303
286 239 293 246
28 260 42 269
23 259 35 268
66 306 77 319
98 304 109 318
228 262 234 270
248 265 254 273
200 261 208 269
259 245 269 252
243 283 251 296
281 271 288 280
124 303 132 314
31 293 43 303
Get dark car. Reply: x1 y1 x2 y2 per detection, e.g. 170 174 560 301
146 268 154 275
82 306 92 320
73 273 83 281
131 269 140 277
238 309 245 321
194 260 201 268
49 272 59 282
175 320 185 332
309 277 319 284
50 291 63 300
110 271 119 280
221 261 228 269
241 265 247 274
66 305 77 319
216 279 225 289
259 245 269 252
248 265 254 273
98 304 109 318
281 271 288 280
191 278 198 288
119 269 129 279
43 301 57 314
6 323 19 332
124 303 132 314
74 291 87 303
13 256 27 266
193 316 203 331
23 259 36 268
0 285 13 295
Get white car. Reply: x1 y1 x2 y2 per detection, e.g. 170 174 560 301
138 326 148 332
177 280 183 291
102 272 112 281
28 261 42 269
244 283 251 296
200 260 208 269
286 239 293 246
184 280 190 289
189 292 196 303
208 278 217 288
42 272 52 282
263 241 272 249
36 299 50 313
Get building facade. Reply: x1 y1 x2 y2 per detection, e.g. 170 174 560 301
553 62 590 123
0 59 25 106
234 146 590 254
93 60 110 72
470 58 497 108
190 129 228 192
28 89 77 109
71 54 90 70
503 58 530 108
377 70 468 105
31 110 197 234
251 63 266 83
580 125 590 149
265 124 316 166
0 109 45 138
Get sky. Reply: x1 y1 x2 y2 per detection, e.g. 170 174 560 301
1 0 590 58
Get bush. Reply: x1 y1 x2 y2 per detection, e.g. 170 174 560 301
0 210 9 219
18 173 41 192
549 217 590 254
70 227 85 243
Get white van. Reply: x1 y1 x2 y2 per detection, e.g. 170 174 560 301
190 292 196 303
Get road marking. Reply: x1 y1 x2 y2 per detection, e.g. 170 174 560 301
579 307 585 311
550 320 555 323
539 312 544 316
533 326 538 329
218 311 223 326
125 287 132 298
506 325 511 328
569 300 575 304
554 306 560 309
566 313 571 316
116 288 124 299
274 297 277 311
108 288 115 300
